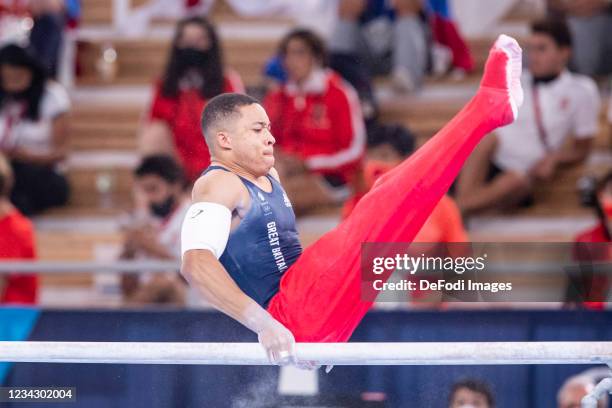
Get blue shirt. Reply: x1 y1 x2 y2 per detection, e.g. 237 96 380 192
204 166 303 307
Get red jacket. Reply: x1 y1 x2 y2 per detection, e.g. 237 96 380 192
0 208 38 304
573 223 610 310
264 69 365 183
148 70 244 182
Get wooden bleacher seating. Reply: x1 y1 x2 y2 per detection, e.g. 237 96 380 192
36 0 611 288
76 38 279 89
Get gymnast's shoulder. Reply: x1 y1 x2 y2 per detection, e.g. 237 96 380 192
191 169 244 210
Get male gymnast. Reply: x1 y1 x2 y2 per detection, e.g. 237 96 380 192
180 35 524 366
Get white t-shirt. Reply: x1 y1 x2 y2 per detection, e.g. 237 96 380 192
493 70 600 174
157 199 191 259
0 81 70 155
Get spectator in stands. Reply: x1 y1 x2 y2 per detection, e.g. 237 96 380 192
448 378 495 408
0 153 38 304
120 155 190 305
427 0 474 78
576 170 612 244
557 374 608 408
141 16 244 182
264 28 366 214
0 43 70 215
455 18 600 214
329 0 429 93
548 0 612 77
567 170 612 309
29 0 65 78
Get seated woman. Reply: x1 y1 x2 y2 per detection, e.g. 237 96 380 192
0 43 70 216
264 29 366 215
140 16 244 183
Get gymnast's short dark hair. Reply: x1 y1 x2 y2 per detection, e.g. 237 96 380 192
135 154 184 185
200 93 260 143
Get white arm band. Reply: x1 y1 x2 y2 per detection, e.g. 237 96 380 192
181 202 232 259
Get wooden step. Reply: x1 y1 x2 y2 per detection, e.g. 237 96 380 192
80 0 294 27
37 230 123 288
70 120 137 147
71 105 143 123
37 230 122 261
65 94 610 157
80 0 112 26
76 38 277 88
66 166 134 210
70 122 139 151
69 105 142 151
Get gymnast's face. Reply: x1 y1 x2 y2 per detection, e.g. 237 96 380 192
223 103 276 176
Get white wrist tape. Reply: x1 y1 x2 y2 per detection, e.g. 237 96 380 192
181 202 232 259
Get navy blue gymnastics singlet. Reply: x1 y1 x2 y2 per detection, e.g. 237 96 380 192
203 166 303 307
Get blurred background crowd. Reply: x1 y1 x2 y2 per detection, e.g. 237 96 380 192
0 0 611 406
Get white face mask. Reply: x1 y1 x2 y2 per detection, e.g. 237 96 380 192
458 405 477 408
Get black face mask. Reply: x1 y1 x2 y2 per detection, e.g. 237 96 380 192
150 195 176 218
175 47 211 71
5 89 30 101
532 72 561 85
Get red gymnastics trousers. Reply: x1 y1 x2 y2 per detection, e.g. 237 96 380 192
267 35 524 342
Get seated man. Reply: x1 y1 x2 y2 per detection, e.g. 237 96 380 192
120 155 190 305
329 0 429 92
0 153 37 304
181 34 523 365
448 378 495 408
558 374 608 408
456 18 600 214
264 29 366 214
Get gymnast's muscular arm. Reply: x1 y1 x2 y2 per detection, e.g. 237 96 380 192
180 170 296 365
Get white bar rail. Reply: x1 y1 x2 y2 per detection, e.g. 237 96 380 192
0 341 610 366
